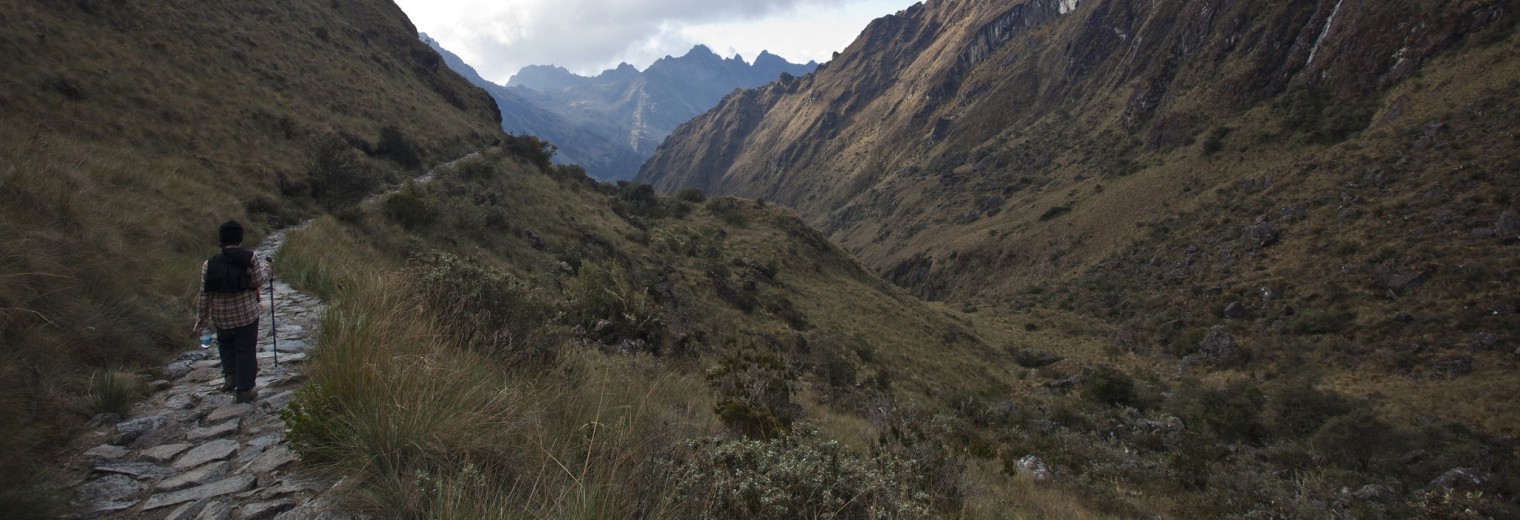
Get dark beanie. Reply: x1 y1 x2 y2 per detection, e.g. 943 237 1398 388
219 220 244 246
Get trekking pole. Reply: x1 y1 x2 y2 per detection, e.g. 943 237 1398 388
269 259 278 367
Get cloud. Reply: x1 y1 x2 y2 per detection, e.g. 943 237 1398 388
396 0 899 83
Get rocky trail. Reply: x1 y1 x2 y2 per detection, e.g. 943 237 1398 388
63 153 483 519
65 227 347 520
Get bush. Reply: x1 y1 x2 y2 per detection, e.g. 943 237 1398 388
707 349 799 439
381 187 437 230
675 187 705 203
375 126 421 168
1082 366 1138 408
1262 378 1353 438
655 431 934 519
564 262 663 345
408 251 557 364
1311 409 1404 471
1167 380 1266 443
308 135 378 210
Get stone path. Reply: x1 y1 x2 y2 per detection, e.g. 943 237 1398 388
66 152 484 519
66 229 351 520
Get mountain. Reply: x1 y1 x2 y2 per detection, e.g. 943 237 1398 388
427 39 817 180
639 0 1518 343
421 34 636 173
639 0 1520 474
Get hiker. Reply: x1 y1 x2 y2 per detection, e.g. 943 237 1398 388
192 220 272 403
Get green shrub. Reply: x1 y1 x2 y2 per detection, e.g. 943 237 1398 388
564 262 663 345
375 126 421 168
382 187 437 230
1082 366 1138 408
307 135 378 210
707 349 798 439
409 251 557 364
655 431 934 519
1311 409 1405 471
675 187 705 203
1167 380 1266 443
1262 378 1353 438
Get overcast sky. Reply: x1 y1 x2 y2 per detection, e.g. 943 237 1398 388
394 0 918 84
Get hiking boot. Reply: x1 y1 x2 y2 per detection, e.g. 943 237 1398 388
220 379 236 393
235 388 259 403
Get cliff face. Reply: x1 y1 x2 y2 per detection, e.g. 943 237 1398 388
638 0 1516 298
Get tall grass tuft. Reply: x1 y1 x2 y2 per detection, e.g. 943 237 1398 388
86 369 141 417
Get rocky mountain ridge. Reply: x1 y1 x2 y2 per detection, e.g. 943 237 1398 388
424 37 816 180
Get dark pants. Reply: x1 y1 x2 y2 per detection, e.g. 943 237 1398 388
217 320 259 391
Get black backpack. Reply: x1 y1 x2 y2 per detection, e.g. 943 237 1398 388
204 248 255 293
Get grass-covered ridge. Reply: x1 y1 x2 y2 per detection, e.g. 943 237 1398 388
0 0 500 514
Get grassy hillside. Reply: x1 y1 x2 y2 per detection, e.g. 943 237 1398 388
0 0 500 514
275 143 1116 518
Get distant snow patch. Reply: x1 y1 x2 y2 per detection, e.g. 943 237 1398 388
1059 0 1080 14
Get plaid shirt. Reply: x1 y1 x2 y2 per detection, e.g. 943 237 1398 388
196 250 269 330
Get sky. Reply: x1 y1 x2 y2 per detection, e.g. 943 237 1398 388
394 0 919 84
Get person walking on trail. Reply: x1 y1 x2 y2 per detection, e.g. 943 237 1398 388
192 220 271 404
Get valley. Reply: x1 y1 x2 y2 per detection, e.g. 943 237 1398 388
2 0 1517 518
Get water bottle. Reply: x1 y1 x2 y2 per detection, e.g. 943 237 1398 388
200 331 214 349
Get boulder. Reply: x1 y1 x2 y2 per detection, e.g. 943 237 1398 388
1495 211 1520 240
1241 220 1281 249
1351 484 1395 503
1017 455 1051 481
1431 467 1485 491
1199 326 1236 358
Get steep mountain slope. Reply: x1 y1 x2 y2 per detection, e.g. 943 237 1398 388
430 40 816 180
638 0 1518 361
640 0 1515 289
0 0 501 513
